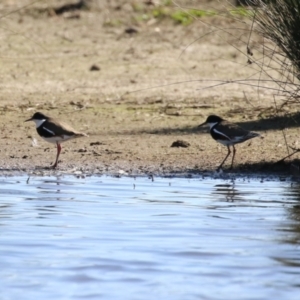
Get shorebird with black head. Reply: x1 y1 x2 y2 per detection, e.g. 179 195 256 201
199 115 260 171
25 112 87 169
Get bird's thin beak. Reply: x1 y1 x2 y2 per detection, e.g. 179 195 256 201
25 117 33 122
198 121 207 128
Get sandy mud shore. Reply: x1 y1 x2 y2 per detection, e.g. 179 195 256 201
0 0 298 176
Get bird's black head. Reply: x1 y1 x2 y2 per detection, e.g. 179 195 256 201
198 115 223 128
25 112 49 122
205 115 223 124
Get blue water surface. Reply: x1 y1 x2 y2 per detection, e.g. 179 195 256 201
0 175 300 300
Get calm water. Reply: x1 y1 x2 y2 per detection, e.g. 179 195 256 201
1 175 300 300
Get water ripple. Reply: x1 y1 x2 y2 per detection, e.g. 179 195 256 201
0 176 300 300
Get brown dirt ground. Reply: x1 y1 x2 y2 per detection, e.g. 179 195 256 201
0 0 299 176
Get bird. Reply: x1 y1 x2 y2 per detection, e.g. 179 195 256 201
25 112 87 169
198 115 260 171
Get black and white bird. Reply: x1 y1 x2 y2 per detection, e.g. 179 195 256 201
199 115 260 171
25 112 87 169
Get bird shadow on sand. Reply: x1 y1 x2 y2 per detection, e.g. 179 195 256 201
117 111 300 136
170 159 300 177
234 111 300 133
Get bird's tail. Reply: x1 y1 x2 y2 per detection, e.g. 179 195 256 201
75 132 88 138
249 131 261 139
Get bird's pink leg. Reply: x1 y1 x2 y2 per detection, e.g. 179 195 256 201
52 143 62 169
217 146 231 171
229 145 236 170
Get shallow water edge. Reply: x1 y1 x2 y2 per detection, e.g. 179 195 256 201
0 161 296 181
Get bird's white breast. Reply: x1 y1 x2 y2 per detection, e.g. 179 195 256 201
33 119 46 128
208 122 218 129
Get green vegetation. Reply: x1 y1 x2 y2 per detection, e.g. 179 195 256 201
229 7 254 17
131 3 253 26
103 3 254 27
170 9 216 25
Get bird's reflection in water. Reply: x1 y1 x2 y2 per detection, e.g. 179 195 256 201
212 180 243 202
37 178 62 195
281 182 300 245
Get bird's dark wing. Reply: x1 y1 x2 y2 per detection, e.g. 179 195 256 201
39 118 85 138
217 121 250 139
